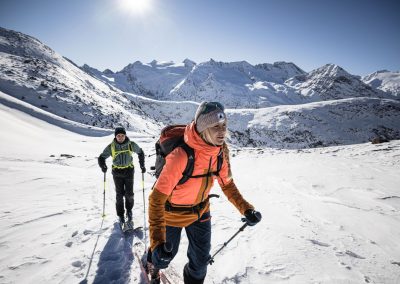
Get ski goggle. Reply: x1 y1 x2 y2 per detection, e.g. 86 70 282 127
198 102 225 115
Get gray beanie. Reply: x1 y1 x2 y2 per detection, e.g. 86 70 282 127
194 101 226 133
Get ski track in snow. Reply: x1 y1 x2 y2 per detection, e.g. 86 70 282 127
10 212 66 228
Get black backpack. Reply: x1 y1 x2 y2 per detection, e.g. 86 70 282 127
153 125 223 185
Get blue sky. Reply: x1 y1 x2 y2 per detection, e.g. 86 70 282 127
0 0 399 76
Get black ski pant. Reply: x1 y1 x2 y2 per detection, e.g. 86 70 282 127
113 175 134 218
166 211 211 281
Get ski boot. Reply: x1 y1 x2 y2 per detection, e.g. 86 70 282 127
145 261 160 284
125 211 134 231
118 215 125 231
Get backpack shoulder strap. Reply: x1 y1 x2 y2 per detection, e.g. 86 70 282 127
128 142 132 154
111 141 116 159
179 144 224 182
215 148 224 176
177 142 195 185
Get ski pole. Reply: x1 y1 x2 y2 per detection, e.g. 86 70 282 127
102 172 106 218
142 172 148 252
208 222 248 265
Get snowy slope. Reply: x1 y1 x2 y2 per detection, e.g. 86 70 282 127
0 91 111 137
0 102 153 283
111 94 400 149
362 70 400 97
1 101 400 284
0 27 159 133
226 97 400 148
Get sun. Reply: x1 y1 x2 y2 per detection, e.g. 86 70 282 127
120 0 152 15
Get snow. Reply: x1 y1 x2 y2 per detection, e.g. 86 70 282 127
1 102 400 284
226 97 400 148
285 64 390 101
167 60 306 108
362 70 400 97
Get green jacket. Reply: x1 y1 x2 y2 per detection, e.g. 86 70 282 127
99 137 145 170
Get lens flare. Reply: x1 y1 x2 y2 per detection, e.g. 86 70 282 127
120 0 152 15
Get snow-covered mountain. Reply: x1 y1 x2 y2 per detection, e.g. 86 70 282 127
362 70 400 97
87 58 307 108
83 59 195 100
168 59 308 108
255 61 306 83
1 26 400 148
0 27 159 133
87 57 398 110
285 64 390 101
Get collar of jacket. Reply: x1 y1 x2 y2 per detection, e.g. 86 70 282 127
184 121 221 156
113 137 130 145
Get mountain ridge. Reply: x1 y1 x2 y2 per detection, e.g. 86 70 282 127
1 26 399 148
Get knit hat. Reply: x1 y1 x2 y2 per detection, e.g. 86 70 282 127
194 101 226 133
114 127 126 136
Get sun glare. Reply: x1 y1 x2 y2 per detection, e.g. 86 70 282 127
120 0 152 15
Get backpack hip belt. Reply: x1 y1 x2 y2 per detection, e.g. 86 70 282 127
164 194 219 213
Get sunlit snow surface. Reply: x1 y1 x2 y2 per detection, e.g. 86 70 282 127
0 103 399 284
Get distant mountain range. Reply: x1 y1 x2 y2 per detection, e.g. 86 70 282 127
83 54 396 108
1 26 399 148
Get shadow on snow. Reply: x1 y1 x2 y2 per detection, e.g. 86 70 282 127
92 223 137 284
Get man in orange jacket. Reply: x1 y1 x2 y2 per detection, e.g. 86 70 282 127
148 102 261 284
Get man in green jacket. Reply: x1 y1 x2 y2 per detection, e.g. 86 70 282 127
98 127 146 228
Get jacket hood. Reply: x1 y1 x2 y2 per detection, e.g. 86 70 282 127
184 122 221 156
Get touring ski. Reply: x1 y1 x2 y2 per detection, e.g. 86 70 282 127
132 242 179 284
134 251 150 284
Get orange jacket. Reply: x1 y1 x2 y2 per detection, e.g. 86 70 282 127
148 122 254 250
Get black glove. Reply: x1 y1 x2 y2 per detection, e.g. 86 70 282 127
141 166 146 173
244 209 262 226
152 242 173 269
98 157 107 173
